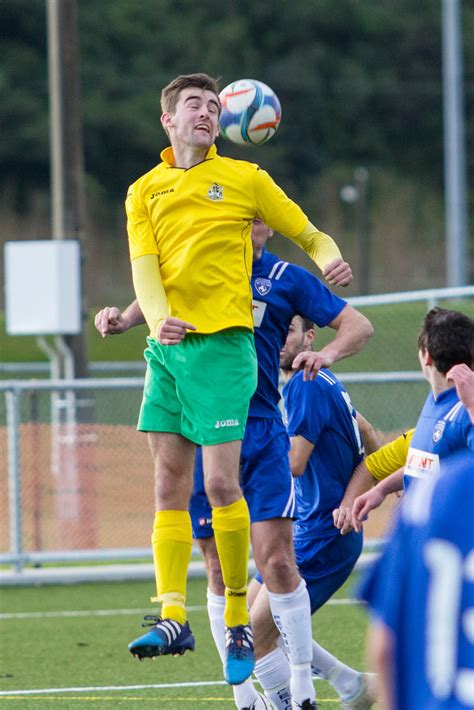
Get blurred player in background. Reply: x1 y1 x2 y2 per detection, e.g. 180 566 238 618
360 445 474 709
97 219 372 709
123 71 354 685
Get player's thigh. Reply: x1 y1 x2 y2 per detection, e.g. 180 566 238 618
241 418 295 522
138 337 182 434
147 431 196 506
173 329 258 446
295 532 363 613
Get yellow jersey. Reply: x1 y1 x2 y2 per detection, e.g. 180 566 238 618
126 145 310 333
365 429 415 481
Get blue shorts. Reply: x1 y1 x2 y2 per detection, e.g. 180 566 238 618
254 530 362 613
189 417 295 538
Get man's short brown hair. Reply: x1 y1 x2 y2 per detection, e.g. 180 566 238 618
161 73 220 114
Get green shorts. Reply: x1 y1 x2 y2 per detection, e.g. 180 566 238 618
138 328 258 446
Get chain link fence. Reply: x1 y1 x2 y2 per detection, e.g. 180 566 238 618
1 287 473 577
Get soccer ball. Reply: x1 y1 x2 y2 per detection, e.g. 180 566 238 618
219 79 281 146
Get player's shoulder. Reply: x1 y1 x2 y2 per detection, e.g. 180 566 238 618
127 162 166 196
216 153 261 175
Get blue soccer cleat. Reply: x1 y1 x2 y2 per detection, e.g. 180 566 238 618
128 615 195 660
224 623 255 685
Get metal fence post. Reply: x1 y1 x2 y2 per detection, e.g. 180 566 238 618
6 388 23 573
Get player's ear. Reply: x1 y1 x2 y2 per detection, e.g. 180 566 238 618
161 112 173 130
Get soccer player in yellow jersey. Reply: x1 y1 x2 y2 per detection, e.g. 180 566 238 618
125 72 353 685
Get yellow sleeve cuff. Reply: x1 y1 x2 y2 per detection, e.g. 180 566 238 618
131 254 169 337
290 221 342 272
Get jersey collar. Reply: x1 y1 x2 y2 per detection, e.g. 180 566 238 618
160 144 218 167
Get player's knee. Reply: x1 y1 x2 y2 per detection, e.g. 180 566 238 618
257 548 297 586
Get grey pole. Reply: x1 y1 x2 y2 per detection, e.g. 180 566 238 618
46 0 64 240
442 0 469 286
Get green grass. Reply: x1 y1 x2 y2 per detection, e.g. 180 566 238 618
0 576 369 708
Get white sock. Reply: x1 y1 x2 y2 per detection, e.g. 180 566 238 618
311 639 360 699
268 580 315 704
206 588 226 662
255 649 292 709
206 588 259 708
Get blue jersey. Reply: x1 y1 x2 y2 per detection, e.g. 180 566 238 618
404 386 474 489
249 249 346 419
283 368 365 539
360 449 474 709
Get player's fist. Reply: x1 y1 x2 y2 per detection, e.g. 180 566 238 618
323 258 353 287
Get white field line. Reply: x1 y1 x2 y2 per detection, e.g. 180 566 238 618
0 681 228 697
0 598 360 621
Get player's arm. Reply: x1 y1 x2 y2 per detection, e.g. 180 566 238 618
352 467 404 533
254 170 352 286
291 222 353 287
292 304 374 380
356 412 379 455
288 435 314 477
126 186 195 344
333 459 377 534
334 429 413 534
446 363 474 424
95 300 145 338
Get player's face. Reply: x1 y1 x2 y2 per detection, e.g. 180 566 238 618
251 219 273 255
161 88 220 150
280 316 307 371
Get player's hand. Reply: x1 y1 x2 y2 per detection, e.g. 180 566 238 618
323 258 353 287
291 350 332 381
157 316 196 345
352 488 386 533
446 364 474 410
95 306 128 337
332 506 354 535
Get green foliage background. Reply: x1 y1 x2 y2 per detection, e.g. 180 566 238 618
1 0 473 304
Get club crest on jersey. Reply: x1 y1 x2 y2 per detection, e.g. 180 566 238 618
207 183 223 200
255 278 272 296
432 419 446 443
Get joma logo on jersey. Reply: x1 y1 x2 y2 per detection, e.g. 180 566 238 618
214 418 239 429
150 188 175 199
255 278 272 296
207 183 223 200
432 420 446 443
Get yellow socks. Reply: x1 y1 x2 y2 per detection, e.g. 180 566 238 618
151 510 192 625
212 497 250 627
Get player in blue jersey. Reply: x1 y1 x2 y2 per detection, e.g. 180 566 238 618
349 307 474 530
95 221 374 710
360 445 474 710
243 315 379 710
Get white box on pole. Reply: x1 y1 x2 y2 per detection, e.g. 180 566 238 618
4 240 82 335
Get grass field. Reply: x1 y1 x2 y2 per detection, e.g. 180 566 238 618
0 575 372 709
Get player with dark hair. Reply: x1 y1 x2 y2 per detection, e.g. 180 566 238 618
346 307 474 527
124 71 355 685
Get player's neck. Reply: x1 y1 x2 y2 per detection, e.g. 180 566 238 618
171 143 210 169
280 368 295 384
430 370 455 400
